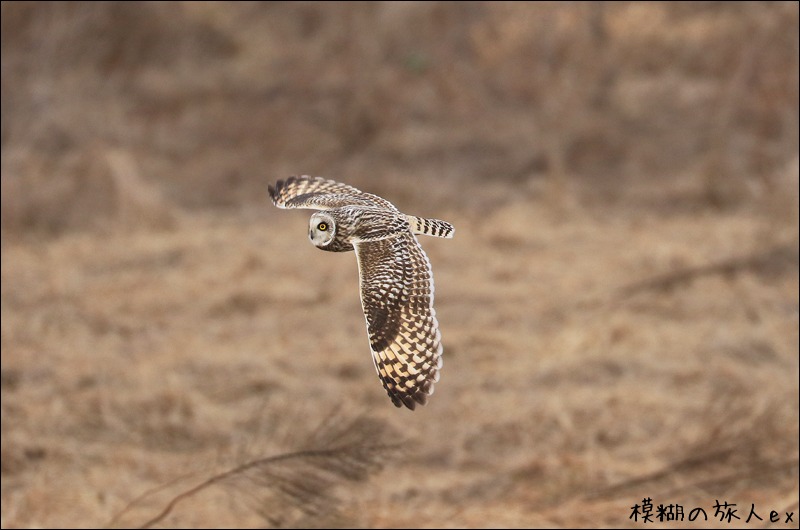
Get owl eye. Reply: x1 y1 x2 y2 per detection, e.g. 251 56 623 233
317 222 328 231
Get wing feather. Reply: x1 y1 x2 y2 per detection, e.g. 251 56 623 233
269 175 398 211
354 233 443 410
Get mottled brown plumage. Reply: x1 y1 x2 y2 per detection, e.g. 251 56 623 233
269 176 453 409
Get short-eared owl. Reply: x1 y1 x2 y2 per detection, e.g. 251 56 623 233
268 176 454 410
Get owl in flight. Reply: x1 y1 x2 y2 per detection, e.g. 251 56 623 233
268 176 454 410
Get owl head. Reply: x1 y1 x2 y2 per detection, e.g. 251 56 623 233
308 211 336 247
308 211 355 252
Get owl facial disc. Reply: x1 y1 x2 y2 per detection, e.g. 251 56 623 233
309 212 336 248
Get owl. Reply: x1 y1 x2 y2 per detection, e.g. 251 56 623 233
268 176 454 410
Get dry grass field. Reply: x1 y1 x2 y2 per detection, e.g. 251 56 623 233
2 3 798 528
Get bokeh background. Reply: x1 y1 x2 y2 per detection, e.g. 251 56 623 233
2 2 798 528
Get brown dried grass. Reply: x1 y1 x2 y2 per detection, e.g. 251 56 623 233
2 2 798 528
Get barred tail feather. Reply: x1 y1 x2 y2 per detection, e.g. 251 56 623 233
406 216 455 239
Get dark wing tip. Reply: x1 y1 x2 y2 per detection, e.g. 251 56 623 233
268 177 290 202
268 175 303 206
390 396 404 408
401 394 417 410
385 384 434 411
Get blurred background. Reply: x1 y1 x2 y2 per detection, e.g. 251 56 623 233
2 1 798 231
2 2 798 528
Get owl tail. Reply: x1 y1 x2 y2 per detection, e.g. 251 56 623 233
406 215 455 238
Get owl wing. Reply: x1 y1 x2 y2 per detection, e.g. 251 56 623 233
269 176 398 211
354 232 443 410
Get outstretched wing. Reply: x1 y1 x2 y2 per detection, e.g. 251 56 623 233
269 175 398 211
354 232 443 410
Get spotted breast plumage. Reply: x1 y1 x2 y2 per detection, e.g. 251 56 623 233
268 176 454 410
